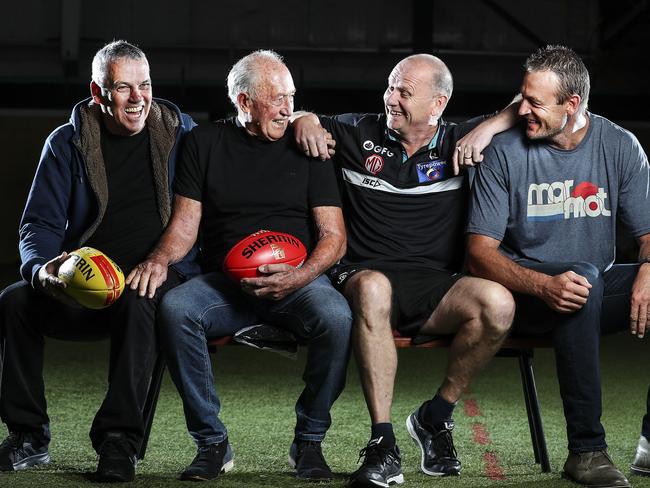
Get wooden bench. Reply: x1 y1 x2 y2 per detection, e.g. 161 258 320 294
139 329 553 473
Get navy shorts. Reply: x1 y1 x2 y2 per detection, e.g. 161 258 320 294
328 263 462 337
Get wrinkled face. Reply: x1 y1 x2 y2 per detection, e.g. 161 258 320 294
383 60 441 135
518 70 570 141
93 58 152 136
243 63 295 141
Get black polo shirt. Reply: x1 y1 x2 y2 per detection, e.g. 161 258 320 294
320 113 483 272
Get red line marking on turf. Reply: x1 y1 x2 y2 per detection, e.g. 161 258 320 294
464 398 482 417
483 451 506 480
464 395 506 480
472 422 490 445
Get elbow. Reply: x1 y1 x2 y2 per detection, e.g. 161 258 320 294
465 242 485 278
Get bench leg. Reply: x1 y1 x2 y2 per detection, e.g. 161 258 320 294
517 350 551 473
138 352 167 460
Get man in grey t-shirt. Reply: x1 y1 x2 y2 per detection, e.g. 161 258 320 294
467 45 650 488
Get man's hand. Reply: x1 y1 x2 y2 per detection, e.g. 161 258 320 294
451 127 493 175
292 113 336 160
126 257 168 299
37 252 79 307
540 271 592 313
630 263 650 338
240 263 308 301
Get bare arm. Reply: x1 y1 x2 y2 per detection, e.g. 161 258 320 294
451 94 522 174
241 206 346 300
466 233 591 313
126 195 202 297
630 233 650 337
291 111 336 161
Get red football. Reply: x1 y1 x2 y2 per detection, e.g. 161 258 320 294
223 230 307 281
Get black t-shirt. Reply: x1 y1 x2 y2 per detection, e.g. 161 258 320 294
320 113 482 272
86 124 163 273
174 117 341 272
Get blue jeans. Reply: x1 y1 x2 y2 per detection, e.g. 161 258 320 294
513 261 649 452
158 273 352 447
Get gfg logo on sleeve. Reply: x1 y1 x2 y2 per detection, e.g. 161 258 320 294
527 180 611 221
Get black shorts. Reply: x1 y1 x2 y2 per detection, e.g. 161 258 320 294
328 263 462 337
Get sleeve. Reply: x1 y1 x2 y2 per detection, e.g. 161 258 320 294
465 144 510 241
308 156 342 208
318 113 365 145
173 128 206 202
617 131 650 238
18 129 74 285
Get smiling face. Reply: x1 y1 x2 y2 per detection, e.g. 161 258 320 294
383 59 446 137
518 70 572 141
91 57 152 136
239 62 295 142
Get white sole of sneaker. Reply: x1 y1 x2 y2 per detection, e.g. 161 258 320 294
367 473 405 487
14 452 51 471
222 458 234 473
406 414 447 477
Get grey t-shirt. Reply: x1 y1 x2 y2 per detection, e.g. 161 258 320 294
467 113 650 272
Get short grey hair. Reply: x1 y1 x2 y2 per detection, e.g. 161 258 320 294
227 49 285 108
92 40 148 87
400 54 454 99
524 45 590 110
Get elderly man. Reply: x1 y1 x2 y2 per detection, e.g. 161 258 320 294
0 40 197 482
129 50 352 482
292 54 518 487
467 45 650 488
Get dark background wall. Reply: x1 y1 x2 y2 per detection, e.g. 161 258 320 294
1 0 649 266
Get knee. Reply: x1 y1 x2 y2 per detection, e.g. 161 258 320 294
477 282 515 337
157 288 189 334
0 281 34 328
346 271 392 323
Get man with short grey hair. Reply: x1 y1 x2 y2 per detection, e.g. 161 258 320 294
0 40 197 482
467 44 650 488
130 49 352 482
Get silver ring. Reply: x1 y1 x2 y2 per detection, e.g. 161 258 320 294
463 155 472 159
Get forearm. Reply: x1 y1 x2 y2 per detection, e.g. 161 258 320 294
485 94 521 133
297 206 346 282
467 236 549 298
147 195 201 266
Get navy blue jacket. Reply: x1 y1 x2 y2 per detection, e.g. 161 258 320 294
19 97 200 285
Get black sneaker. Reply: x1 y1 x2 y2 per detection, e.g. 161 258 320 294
406 408 461 476
95 432 137 482
348 437 404 487
288 439 333 481
180 439 234 481
0 432 50 471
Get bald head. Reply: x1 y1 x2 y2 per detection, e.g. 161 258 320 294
394 54 453 100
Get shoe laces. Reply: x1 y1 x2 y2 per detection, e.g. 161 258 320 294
431 426 458 459
357 438 393 465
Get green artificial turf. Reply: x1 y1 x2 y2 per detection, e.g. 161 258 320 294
2 333 649 487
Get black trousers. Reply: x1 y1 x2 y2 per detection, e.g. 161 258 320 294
512 261 649 452
0 269 182 455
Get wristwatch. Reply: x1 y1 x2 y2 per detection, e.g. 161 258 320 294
641 256 650 264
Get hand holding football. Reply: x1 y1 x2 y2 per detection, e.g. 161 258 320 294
223 230 307 282
57 247 125 309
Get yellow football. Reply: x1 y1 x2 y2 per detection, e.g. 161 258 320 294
57 247 125 309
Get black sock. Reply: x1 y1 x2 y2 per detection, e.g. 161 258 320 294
420 391 456 429
370 423 395 448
